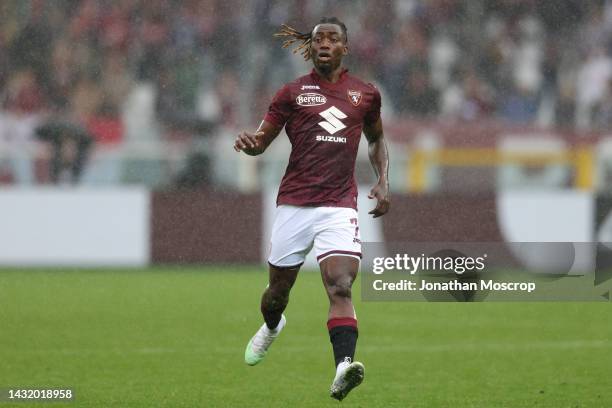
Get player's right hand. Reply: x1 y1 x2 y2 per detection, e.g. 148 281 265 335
234 131 264 152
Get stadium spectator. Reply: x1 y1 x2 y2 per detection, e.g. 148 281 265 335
1 0 610 131
592 79 612 131
35 120 93 184
398 69 439 117
498 81 540 124
1 0 612 186
441 68 495 121
575 47 612 129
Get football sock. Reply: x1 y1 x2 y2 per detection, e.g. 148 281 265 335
328 317 358 367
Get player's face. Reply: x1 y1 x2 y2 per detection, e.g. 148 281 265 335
310 24 348 74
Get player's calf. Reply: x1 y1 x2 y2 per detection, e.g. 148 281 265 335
260 285 290 329
260 263 299 329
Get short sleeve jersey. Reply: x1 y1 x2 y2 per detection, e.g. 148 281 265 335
264 68 381 210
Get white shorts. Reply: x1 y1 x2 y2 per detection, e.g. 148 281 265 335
268 205 362 268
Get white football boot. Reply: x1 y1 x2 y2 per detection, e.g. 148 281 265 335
330 357 365 401
244 314 286 365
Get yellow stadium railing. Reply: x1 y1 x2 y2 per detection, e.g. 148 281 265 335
407 147 594 193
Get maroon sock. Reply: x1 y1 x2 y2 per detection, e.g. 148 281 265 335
328 317 358 367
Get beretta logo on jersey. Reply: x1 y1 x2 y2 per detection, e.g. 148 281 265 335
296 93 326 106
347 89 362 107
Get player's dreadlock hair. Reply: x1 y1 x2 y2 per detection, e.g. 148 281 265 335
274 17 348 61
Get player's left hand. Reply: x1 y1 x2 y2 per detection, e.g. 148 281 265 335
368 182 390 218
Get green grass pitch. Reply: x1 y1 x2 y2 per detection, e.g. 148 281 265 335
0 267 610 407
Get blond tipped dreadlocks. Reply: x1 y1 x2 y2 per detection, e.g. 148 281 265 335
274 17 348 61
274 24 313 60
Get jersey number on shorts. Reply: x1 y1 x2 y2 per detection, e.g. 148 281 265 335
350 217 359 238
318 106 347 134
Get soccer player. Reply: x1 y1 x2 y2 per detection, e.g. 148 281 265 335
234 17 389 401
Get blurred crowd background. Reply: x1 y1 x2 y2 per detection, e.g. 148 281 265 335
1 0 611 189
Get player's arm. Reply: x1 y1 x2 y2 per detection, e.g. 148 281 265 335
233 120 282 156
363 117 390 218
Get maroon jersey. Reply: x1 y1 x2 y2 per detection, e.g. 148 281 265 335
264 68 381 209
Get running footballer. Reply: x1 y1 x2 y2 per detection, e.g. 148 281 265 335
234 17 389 401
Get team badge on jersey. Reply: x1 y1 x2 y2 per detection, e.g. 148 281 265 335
347 89 362 107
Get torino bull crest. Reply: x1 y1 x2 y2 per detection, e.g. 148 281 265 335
347 89 362 107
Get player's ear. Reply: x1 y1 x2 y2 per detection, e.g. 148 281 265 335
342 44 348 56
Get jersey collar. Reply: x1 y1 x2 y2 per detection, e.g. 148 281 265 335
310 68 349 87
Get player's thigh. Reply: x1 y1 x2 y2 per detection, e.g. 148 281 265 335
268 205 316 268
313 207 361 264
314 207 361 292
